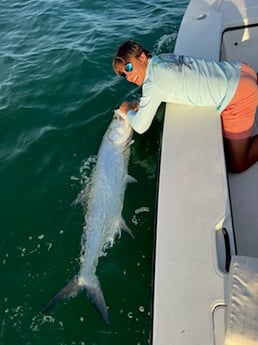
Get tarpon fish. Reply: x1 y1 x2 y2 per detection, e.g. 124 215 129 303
42 109 134 324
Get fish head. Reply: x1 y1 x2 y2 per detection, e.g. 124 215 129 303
107 109 133 146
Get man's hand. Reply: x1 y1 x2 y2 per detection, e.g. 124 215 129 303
119 101 139 114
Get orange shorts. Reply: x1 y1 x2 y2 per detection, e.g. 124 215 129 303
221 63 258 139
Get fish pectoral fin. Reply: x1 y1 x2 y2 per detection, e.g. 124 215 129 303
120 218 134 239
41 275 80 313
123 139 135 152
83 281 109 325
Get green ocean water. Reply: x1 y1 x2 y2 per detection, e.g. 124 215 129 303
0 1 189 344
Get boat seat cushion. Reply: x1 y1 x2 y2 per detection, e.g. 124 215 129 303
225 255 258 345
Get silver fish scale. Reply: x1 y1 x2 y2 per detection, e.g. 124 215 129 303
79 110 133 283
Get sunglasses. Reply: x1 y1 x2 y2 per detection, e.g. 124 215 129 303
120 63 133 79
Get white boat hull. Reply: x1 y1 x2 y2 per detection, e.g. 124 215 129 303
152 1 258 344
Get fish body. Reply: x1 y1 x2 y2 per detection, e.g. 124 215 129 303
42 109 134 324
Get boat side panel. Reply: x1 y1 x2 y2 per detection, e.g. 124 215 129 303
152 104 230 344
174 0 222 60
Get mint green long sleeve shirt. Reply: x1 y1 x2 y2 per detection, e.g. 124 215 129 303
127 54 242 134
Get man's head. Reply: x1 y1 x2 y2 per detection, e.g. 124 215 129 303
113 40 152 86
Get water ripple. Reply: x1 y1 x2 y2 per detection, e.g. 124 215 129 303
0 0 188 343
0 125 56 162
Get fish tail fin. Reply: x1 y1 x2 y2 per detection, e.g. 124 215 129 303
41 275 80 313
82 276 110 325
41 274 109 325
